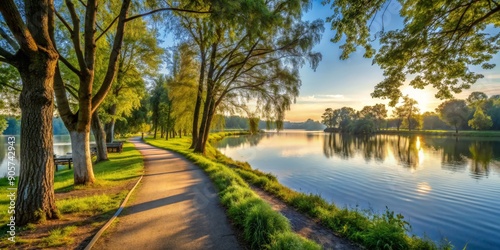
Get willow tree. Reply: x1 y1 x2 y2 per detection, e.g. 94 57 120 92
176 0 323 153
0 0 59 225
325 0 500 105
168 43 199 137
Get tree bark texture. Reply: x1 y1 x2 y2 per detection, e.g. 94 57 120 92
0 0 60 226
16 55 60 226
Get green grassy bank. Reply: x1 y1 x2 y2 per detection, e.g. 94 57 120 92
145 135 321 250
0 141 144 248
149 133 454 250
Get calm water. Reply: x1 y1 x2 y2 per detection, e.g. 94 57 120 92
0 135 91 176
216 131 500 249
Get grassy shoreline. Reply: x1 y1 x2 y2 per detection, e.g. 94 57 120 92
0 141 144 249
374 129 500 137
151 132 454 250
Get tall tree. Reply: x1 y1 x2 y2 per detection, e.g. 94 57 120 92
0 0 59 225
54 1 206 184
322 108 335 128
325 0 500 105
397 95 420 131
437 99 470 133
176 0 324 153
101 17 162 143
168 43 199 137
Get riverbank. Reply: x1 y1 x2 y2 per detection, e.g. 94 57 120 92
144 135 323 250
146 133 453 250
375 129 500 137
0 141 143 249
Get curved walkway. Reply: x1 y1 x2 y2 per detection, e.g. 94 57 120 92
93 137 241 250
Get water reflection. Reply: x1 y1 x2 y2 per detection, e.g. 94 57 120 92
216 131 500 249
219 132 500 179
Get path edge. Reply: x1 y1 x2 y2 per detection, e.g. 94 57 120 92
84 175 143 250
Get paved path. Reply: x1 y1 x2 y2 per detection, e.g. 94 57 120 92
93 138 241 250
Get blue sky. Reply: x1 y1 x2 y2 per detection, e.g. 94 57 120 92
286 1 500 121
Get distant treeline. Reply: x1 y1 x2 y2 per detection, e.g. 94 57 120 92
2 117 69 135
224 116 325 131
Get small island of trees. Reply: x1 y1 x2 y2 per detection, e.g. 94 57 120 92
321 92 500 134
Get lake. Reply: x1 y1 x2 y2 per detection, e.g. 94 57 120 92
0 135 92 176
216 131 500 249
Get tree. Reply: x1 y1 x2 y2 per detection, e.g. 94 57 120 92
392 106 406 131
325 0 500 105
0 0 60 225
469 108 493 130
321 108 335 128
437 99 470 133
466 91 489 107
336 107 357 132
101 17 162 143
167 43 199 138
176 1 324 154
397 95 420 131
150 75 169 139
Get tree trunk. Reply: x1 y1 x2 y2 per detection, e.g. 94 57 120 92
104 104 117 143
91 112 108 162
16 57 59 226
70 131 95 184
190 51 206 149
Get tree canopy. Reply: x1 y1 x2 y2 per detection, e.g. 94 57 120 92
325 0 500 105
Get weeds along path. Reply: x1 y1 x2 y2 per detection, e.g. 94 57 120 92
251 186 361 250
93 137 241 250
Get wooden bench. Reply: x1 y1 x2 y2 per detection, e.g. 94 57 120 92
106 141 124 153
54 155 73 171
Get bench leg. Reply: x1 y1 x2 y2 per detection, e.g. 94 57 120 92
69 161 71 169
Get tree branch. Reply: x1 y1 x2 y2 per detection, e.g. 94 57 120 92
55 9 73 34
96 15 119 42
65 0 86 70
0 81 21 92
0 26 20 51
58 53 81 75
125 8 210 23
0 47 14 62
54 63 76 127
92 0 131 113
0 0 38 53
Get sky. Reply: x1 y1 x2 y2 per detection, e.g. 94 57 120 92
284 1 500 122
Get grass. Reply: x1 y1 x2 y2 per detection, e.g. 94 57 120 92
145 134 320 250
41 226 77 247
0 141 144 248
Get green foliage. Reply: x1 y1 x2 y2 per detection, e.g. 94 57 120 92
437 99 471 132
468 108 493 130
325 0 500 105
